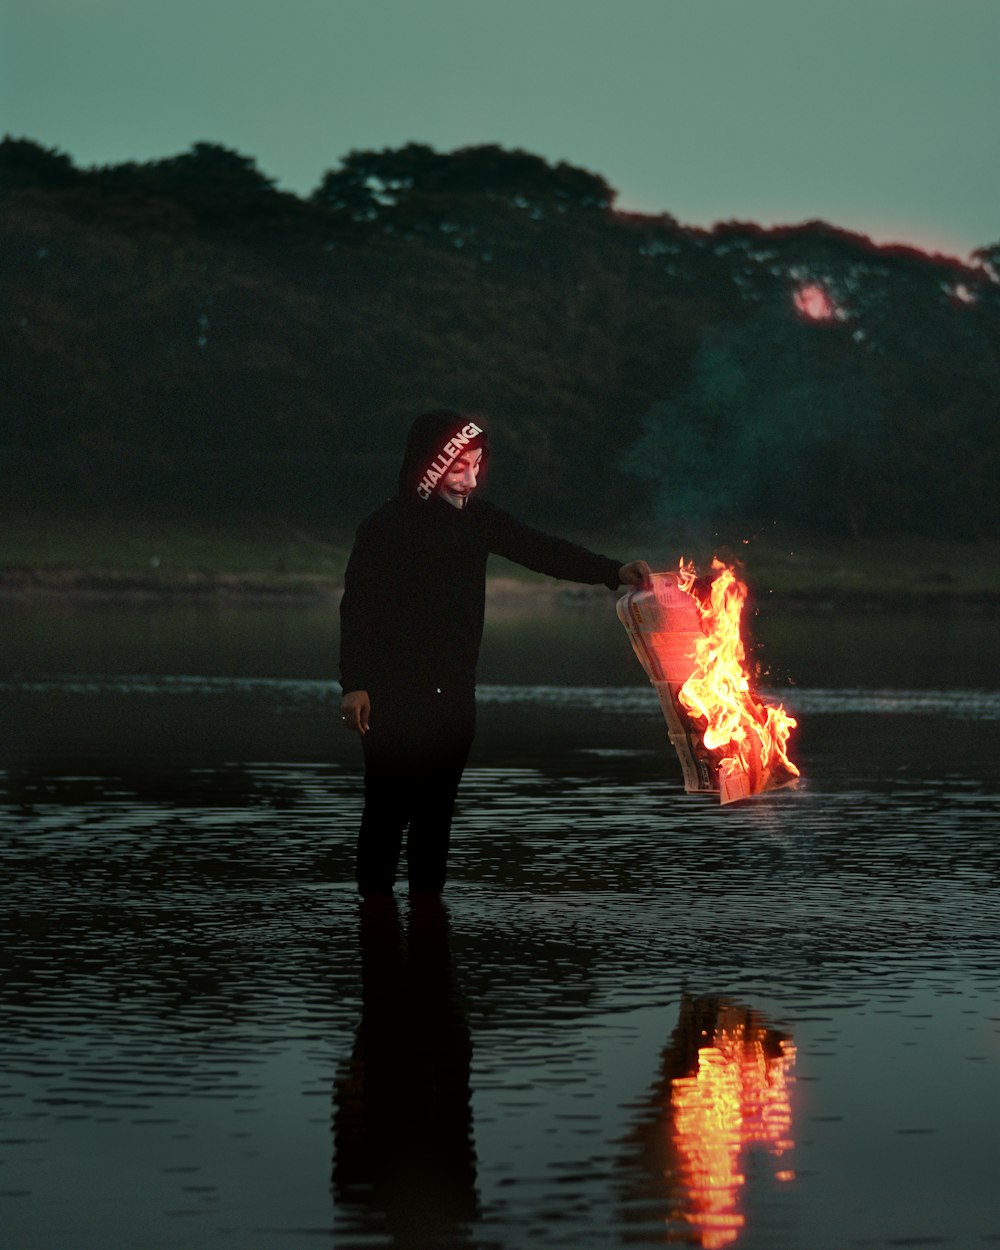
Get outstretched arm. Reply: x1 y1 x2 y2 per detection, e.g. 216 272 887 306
485 503 644 590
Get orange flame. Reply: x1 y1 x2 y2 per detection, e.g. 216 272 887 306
678 559 799 804
671 1016 796 1248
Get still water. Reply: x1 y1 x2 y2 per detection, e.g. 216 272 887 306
1 599 998 1249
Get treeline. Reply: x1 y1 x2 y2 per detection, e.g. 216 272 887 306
3 136 998 541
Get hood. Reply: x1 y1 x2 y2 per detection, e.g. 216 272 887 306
397 409 489 503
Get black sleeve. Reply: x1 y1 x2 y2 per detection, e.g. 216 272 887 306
338 517 385 693
482 502 622 590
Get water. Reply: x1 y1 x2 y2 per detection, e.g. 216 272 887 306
1 600 998 1249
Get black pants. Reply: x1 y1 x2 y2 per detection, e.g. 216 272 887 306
356 686 476 894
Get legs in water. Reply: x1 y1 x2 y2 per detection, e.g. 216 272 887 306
354 689 474 895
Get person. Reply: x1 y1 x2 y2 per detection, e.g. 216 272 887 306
339 409 651 895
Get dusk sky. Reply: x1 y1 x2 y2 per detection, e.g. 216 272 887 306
4 0 998 259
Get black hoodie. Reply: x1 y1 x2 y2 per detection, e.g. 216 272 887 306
339 411 622 697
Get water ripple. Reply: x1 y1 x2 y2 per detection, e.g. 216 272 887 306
4 675 999 719
2 675 999 1250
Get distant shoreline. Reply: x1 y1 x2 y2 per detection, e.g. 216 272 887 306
1 568 996 612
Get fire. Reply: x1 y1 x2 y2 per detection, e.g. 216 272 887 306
670 1007 796 1248
678 559 799 804
615 562 799 802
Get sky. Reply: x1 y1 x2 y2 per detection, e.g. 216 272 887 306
3 0 998 259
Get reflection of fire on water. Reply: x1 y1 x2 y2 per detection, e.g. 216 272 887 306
670 1000 796 1248
617 562 799 803
619 997 796 1248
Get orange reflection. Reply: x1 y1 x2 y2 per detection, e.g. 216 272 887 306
670 1002 796 1247
620 997 795 1247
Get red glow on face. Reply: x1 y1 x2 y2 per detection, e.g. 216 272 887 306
437 448 483 508
793 284 834 320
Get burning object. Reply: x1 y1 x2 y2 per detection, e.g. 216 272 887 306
617 562 799 804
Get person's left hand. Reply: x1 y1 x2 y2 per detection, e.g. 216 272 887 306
618 560 653 589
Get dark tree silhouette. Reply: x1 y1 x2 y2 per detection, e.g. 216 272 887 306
2 139 997 543
0 136 82 192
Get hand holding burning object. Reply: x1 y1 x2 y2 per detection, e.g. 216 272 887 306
618 559 654 589
618 560 799 805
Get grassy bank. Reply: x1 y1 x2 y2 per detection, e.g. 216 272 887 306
0 513 350 599
1 511 997 608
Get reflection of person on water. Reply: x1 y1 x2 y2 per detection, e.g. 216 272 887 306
618 995 796 1248
332 894 478 1243
339 408 651 896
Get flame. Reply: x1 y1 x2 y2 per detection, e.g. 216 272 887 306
671 1013 796 1248
678 559 799 803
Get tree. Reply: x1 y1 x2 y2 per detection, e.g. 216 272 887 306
2 136 997 541
93 142 303 236
0 136 81 194
620 302 887 540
